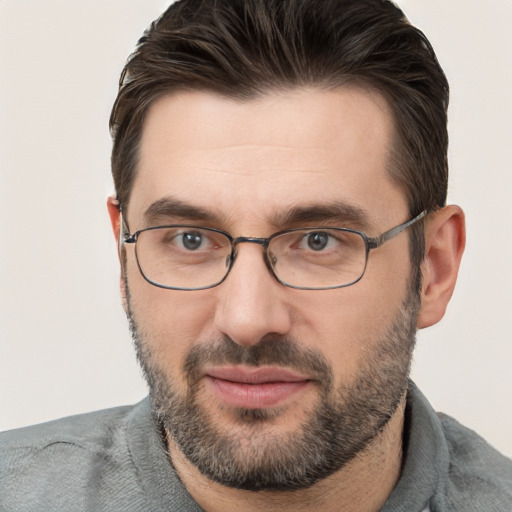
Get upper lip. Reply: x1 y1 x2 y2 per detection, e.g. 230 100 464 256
204 366 311 384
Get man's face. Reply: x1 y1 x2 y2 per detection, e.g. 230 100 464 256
121 87 419 490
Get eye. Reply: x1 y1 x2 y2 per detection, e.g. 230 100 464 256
177 230 206 251
300 231 336 251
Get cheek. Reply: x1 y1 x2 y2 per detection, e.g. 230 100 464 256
293 268 411 379
295 296 376 378
126 258 217 361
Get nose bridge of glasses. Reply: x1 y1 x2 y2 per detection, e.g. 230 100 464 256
230 236 275 272
232 236 270 248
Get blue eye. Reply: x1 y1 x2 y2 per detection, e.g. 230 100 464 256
306 232 330 251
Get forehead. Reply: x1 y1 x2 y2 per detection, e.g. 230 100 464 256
129 87 407 231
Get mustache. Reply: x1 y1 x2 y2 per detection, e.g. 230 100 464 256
183 334 334 389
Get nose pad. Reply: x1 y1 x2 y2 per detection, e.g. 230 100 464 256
267 250 278 267
228 243 280 284
225 238 279 281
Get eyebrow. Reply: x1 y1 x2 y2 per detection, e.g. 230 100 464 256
142 196 371 231
275 202 371 230
143 197 225 225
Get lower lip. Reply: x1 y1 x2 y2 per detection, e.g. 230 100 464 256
205 376 310 408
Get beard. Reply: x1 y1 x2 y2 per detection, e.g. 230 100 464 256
126 282 419 492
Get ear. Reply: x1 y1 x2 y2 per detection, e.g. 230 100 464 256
106 196 128 306
107 196 122 260
417 205 466 329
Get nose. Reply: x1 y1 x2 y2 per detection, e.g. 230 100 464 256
213 243 292 347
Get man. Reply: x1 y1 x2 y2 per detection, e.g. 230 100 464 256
1 0 511 510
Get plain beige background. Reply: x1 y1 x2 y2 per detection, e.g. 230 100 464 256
1 0 511 457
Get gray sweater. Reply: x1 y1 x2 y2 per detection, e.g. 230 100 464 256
1 382 511 511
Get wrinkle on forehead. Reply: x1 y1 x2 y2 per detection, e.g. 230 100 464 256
130 87 405 231
198 167 328 177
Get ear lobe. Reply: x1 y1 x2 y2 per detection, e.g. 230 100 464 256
417 205 466 329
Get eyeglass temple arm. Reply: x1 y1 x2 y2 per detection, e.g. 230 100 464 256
118 216 137 261
366 210 427 249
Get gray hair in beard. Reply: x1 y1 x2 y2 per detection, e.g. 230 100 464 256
125 277 419 491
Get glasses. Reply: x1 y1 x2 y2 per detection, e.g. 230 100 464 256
121 211 426 291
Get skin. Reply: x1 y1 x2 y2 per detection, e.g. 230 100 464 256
107 87 465 511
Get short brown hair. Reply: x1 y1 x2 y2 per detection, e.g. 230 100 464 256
110 0 449 270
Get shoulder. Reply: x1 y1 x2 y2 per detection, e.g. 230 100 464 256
0 402 146 512
438 413 512 511
0 403 134 458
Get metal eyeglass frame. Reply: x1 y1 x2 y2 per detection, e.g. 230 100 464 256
121 210 427 291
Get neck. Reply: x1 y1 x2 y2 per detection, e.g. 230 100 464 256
166 399 406 512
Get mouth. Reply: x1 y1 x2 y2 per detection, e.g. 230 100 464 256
203 366 312 409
